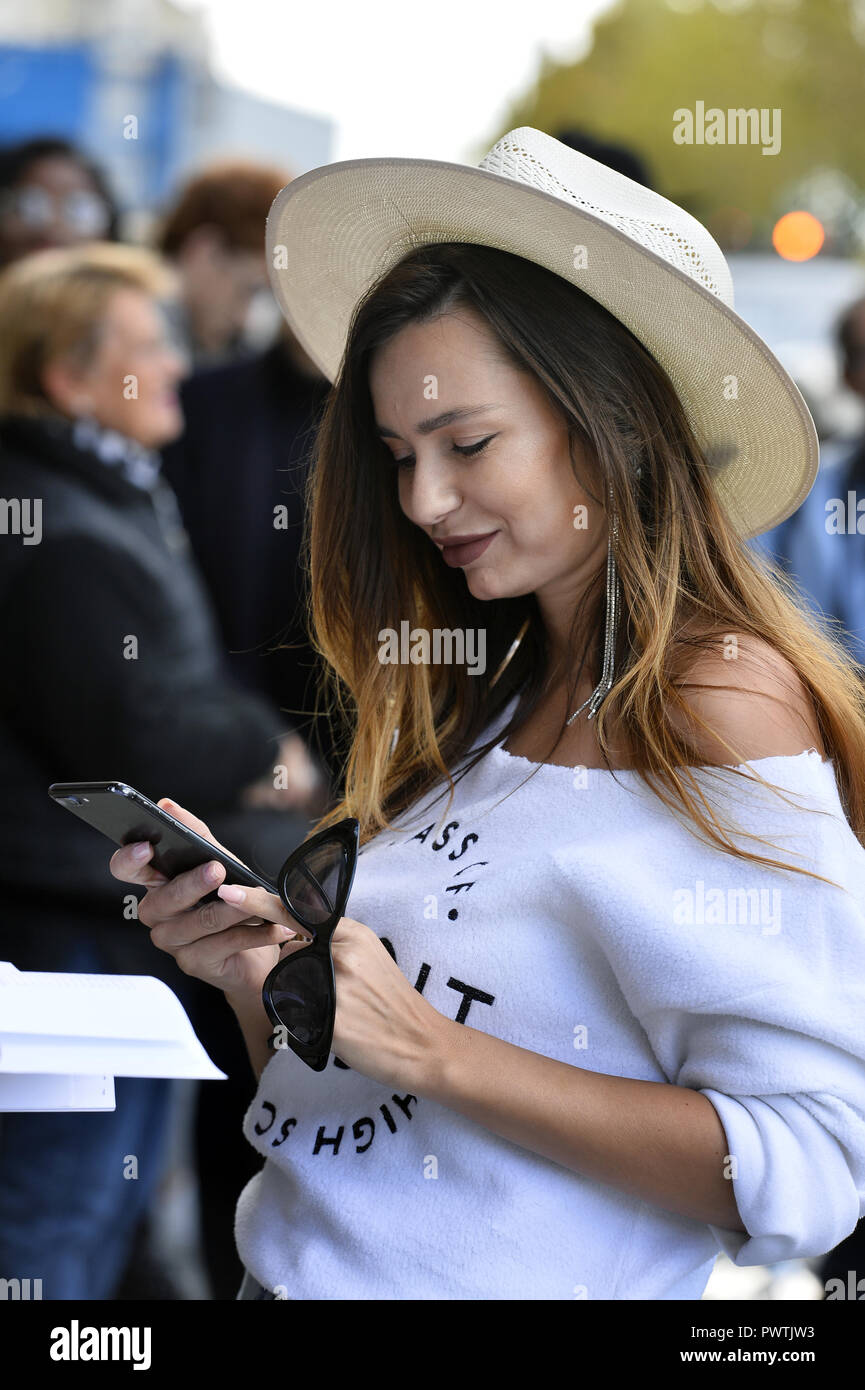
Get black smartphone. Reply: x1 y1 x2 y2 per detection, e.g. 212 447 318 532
48 781 278 905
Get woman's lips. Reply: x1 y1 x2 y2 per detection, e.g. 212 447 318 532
440 532 498 566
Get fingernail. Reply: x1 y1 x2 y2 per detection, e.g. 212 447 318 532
218 883 245 902
132 842 151 861
205 863 223 884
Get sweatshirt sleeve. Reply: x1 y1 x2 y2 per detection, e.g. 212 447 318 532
551 754 865 1266
2 534 289 809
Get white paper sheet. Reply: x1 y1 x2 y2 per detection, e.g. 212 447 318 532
0 1071 116 1111
0 961 227 1105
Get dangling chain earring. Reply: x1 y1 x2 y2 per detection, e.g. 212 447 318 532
566 489 621 725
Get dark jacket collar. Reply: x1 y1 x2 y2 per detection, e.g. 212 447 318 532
0 412 158 507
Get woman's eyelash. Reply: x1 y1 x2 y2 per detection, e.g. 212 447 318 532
390 434 496 470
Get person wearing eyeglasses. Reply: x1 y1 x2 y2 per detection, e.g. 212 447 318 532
0 136 120 268
109 129 865 1302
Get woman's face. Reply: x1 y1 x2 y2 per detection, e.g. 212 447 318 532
369 307 608 654
48 287 186 448
0 156 112 265
175 228 268 357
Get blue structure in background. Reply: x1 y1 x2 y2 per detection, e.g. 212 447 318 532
0 36 332 218
0 42 182 208
147 54 186 208
0 44 95 140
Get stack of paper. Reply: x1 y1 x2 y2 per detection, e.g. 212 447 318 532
0 961 227 1111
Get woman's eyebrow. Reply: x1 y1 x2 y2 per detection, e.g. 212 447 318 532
375 405 502 439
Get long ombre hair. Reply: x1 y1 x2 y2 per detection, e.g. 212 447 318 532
299 241 865 885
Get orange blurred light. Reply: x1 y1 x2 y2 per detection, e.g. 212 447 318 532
772 211 825 262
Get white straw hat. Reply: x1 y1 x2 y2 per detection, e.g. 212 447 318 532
266 125 819 539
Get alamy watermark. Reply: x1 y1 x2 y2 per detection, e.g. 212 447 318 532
825 491 865 533
378 621 486 675
49 1322 151 1370
673 102 781 156
0 1276 42 1299
0 497 42 544
673 878 782 935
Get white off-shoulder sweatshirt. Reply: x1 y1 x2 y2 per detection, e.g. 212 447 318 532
234 692 865 1299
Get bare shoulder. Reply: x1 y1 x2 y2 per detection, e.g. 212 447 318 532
665 624 826 765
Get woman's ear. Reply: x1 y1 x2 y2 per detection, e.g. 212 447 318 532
41 357 93 418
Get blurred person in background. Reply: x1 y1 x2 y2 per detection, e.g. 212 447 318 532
753 293 865 1297
161 315 337 776
555 127 654 188
159 309 340 1298
0 242 327 1300
155 159 290 369
754 295 865 669
0 136 121 268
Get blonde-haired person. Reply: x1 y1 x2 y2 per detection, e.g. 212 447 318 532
0 239 181 440
0 241 324 1300
111 131 865 1302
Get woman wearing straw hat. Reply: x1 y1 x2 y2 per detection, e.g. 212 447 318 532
111 128 865 1300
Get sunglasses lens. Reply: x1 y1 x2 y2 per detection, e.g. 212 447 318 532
270 951 332 1047
282 840 346 926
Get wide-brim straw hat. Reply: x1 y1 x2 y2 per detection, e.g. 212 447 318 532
265 125 819 539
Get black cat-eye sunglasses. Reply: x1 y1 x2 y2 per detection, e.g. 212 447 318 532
262 817 360 1072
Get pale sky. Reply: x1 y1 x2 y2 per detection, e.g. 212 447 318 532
173 0 613 163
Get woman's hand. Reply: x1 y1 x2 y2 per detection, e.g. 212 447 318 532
108 797 314 1004
214 881 450 1090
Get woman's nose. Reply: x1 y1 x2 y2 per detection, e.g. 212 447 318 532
162 346 189 382
402 455 461 525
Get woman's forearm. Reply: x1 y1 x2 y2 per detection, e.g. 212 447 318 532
226 989 274 1082
413 1017 747 1233
223 985 746 1234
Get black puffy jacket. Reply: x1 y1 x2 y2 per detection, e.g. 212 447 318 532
0 412 293 933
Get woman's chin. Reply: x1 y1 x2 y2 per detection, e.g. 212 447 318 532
140 409 185 449
466 571 505 601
